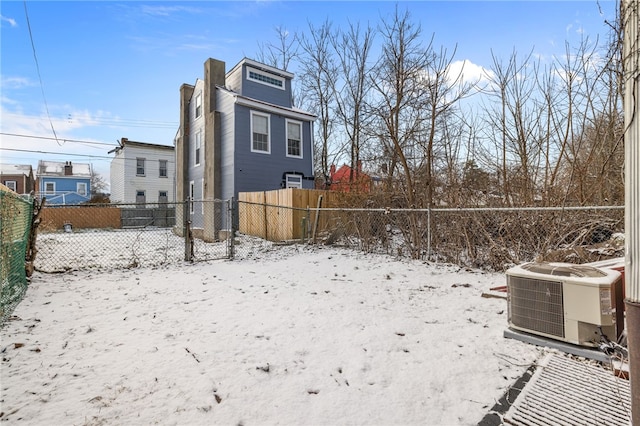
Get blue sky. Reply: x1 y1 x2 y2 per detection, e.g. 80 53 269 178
0 1 618 185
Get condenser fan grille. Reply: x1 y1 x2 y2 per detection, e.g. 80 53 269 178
508 276 565 338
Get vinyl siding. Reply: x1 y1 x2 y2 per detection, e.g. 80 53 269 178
110 152 125 203
227 64 292 108
234 104 313 196
39 176 91 205
188 80 206 227
110 144 175 204
217 90 236 201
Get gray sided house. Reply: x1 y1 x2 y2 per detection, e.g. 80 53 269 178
175 58 316 241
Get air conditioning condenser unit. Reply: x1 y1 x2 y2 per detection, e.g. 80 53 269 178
506 262 623 347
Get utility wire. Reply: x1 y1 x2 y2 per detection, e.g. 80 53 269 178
1 147 176 164
3 113 178 129
23 1 61 145
1 132 119 147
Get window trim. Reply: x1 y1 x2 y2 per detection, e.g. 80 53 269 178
77 182 87 196
158 190 168 203
246 66 285 90
285 119 303 159
250 111 271 154
4 180 17 192
195 93 202 118
44 181 55 195
159 159 168 178
285 174 303 189
136 157 146 176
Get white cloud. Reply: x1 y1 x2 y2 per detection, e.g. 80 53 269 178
447 59 494 91
0 14 17 27
1 76 35 89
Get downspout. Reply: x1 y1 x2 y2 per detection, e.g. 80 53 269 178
623 0 640 423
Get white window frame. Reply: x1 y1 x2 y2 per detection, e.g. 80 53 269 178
45 181 55 195
195 130 203 166
159 190 168 202
285 119 303 159
4 180 17 192
159 159 168 178
246 66 285 90
285 174 303 189
251 111 271 154
136 157 146 176
195 93 202 118
189 181 195 214
77 182 87 196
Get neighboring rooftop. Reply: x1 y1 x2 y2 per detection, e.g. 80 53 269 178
37 161 92 177
0 164 33 175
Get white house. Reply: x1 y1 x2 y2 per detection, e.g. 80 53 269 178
109 138 175 205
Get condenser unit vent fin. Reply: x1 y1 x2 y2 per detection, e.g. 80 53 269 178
505 354 631 425
509 276 564 338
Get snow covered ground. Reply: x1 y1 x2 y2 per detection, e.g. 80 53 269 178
1 244 544 425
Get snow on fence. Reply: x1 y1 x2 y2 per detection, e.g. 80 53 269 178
32 196 625 273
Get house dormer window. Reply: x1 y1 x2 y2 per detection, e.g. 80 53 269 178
195 93 202 118
247 67 285 90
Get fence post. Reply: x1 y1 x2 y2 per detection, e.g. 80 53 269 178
184 199 192 262
228 198 235 259
427 206 432 261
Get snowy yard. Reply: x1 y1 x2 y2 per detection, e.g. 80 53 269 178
1 244 543 425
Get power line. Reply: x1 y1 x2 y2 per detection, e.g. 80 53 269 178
2 147 118 160
0 132 119 147
0 147 176 164
23 0 60 146
3 112 178 128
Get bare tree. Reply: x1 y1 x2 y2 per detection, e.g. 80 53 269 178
330 21 375 186
256 25 299 72
417 46 474 207
369 7 431 208
297 20 339 188
482 49 543 206
256 25 301 106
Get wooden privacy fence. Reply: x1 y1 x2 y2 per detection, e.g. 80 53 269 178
39 204 177 232
238 189 338 241
40 205 121 231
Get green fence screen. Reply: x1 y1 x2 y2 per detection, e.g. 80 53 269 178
1 190 33 327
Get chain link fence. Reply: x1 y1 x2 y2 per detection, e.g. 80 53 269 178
238 201 625 271
1 190 33 326
34 200 232 273
29 198 625 274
